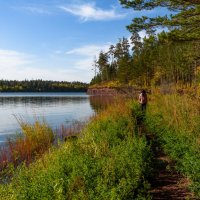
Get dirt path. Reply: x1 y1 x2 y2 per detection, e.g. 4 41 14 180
146 133 196 199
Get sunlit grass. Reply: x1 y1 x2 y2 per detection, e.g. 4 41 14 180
0 120 54 173
145 93 200 197
0 100 152 199
149 93 200 134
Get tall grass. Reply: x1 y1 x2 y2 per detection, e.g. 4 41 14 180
0 101 152 200
0 118 89 180
55 121 86 142
145 94 200 197
0 120 54 180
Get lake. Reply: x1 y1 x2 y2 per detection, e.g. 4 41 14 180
0 92 95 144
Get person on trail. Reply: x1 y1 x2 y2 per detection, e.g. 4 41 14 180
139 90 147 111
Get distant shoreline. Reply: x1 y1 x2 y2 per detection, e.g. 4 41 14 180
0 90 88 93
0 80 89 93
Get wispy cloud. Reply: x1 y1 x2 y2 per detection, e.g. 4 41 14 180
0 50 33 70
65 44 110 73
65 44 110 57
16 6 52 15
59 3 126 21
0 49 93 82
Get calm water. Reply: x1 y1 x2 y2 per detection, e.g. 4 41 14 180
0 92 95 144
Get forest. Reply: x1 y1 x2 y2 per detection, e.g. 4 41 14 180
91 0 200 89
0 80 88 92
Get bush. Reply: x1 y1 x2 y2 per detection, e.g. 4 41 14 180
0 102 152 200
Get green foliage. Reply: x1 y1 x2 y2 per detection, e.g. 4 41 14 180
0 103 152 200
145 95 200 197
90 1 200 88
120 0 200 41
91 34 200 88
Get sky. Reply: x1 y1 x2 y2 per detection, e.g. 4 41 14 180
0 0 170 83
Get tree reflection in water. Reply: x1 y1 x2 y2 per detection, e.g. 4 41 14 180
89 95 124 113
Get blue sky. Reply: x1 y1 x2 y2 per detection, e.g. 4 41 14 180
0 0 170 83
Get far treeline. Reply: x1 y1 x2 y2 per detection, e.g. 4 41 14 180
0 80 88 92
91 0 200 88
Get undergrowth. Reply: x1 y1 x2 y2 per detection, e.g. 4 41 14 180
145 94 200 197
0 101 152 200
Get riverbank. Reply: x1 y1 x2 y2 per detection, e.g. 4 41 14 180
0 93 199 199
0 100 152 199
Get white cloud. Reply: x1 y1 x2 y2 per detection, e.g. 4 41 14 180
59 3 126 21
65 44 110 57
17 6 52 15
0 45 112 82
0 50 33 70
65 44 110 74
0 63 92 82
0 49 93 82
16 67 91 82
73 58 94 71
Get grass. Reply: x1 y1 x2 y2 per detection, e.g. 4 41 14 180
0 120 54 181
145 94 200 197
2 91 200 199
0 118 87 182
0 101 152 200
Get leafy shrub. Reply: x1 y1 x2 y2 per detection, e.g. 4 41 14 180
0 102 152 200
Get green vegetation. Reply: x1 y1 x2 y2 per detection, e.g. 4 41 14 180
120 0 200 41
91 1 200 89
0 80 88 92
1 1 200 198
0 102 152 200
145 94 200 197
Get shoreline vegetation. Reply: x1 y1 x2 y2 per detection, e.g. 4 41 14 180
0 0 200 198
1 92 200 199
0 119 86 182
0 99 153 199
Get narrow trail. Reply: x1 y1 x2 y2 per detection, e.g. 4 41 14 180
139 122 196 199
148 133 195 200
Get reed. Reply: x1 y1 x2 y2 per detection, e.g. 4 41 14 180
55 121 86 141
0 120 54 174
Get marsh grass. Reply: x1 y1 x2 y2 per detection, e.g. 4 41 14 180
0 118 89 179
55 121 86 141
0 120 54 175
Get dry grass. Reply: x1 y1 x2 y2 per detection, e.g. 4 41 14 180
0 120 54 172
0 117 89 177
55 121 86 141
149 93 200 135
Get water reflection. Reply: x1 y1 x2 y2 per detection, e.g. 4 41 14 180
0 93 119 145
0 96 89 106
0 93 94 144
89 95 116 112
